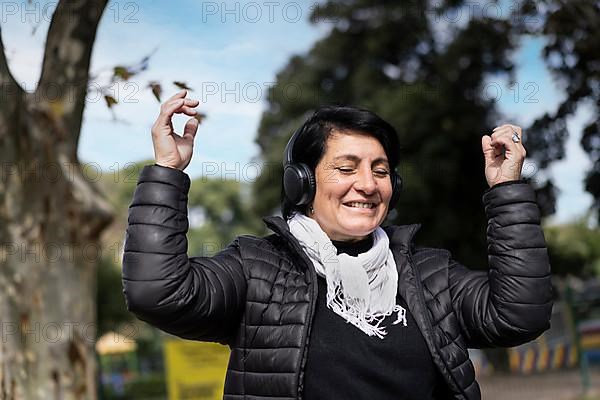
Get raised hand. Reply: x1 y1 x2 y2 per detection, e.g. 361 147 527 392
151 90 200 171
481 124 526 188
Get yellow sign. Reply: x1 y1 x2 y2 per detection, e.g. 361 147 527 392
164 339 230 400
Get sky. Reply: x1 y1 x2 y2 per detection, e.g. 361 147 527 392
0 0 594 225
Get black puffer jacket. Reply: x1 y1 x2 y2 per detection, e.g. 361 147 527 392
122 164 553 400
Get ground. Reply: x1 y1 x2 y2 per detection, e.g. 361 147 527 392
479 369 600 400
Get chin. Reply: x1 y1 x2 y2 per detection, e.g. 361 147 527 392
340 220 380 237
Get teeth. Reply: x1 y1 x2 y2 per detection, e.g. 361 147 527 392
347 202 374 209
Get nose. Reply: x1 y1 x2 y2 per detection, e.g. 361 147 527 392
353 167 377 195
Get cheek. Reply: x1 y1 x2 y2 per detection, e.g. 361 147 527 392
323 186 346 205
381 180 393 200
385 184 394 200
316 177 351 202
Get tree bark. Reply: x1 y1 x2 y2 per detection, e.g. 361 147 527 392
0 1 111 399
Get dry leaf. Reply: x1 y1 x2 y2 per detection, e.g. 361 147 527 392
104 95 118 108
194 112 207 124
174 81 193 91
113 66 132 81
148 82 162 102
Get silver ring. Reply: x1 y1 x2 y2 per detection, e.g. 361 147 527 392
511 131 520 143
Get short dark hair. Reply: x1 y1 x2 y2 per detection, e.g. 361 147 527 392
281 104 400 220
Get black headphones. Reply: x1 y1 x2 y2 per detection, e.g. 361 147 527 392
282 126 403 210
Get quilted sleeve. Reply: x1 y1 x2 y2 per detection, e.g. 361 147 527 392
449 180 553 348
121 164 247 343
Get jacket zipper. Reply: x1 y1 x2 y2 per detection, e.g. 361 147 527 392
408 249 468 399
296 252 317 400
279 231 318 400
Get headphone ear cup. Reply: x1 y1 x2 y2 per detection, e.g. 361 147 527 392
388 171 403 210
299 163 316 205
283 163 316 206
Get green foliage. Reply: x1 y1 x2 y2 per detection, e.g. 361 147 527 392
97 255 133 337
544 218 600 277
95 160 153 337
518 1 600 222
98 160 152 217
188 176 264 256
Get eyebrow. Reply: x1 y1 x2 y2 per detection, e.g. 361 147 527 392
332 154 390 167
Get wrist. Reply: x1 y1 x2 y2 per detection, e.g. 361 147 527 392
488 178 521 188
484 178 528 195
155 161 180 170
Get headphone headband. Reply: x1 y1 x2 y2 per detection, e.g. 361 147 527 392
282 126 301 167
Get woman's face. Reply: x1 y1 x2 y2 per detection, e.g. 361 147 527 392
310 130 393 241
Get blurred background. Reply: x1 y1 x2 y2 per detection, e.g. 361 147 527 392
1 0 599 399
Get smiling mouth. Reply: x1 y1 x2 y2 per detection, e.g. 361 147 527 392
343 202 377 209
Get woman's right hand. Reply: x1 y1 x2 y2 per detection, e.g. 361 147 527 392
151 90 200 171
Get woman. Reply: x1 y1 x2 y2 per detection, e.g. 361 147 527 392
122 90 552 399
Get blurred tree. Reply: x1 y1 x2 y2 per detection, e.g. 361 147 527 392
0 2 197 396
0 2 111 397
187 176 263 256
95 161 151 340
0 0 205 399
252 0 539 268
544 217 600 278
517 1 600 223
97 255 132 337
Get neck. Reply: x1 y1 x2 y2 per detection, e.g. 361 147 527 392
331 233 374 256
331 235 372 244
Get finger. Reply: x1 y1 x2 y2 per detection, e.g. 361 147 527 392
491 126 524 151
486 135 505 158
493 124 524 142
166 98 198 110
491 125 515 136
154 99 198 130
175 105 198 116
182 117 199 142
169 99 199 116
154 99 185 131
186 98 200 107
492 124 511 132
492 123 520 132
481 135 496 163
166 89 188 103
490 133 525 158
489 130 511 158
491 127 516 142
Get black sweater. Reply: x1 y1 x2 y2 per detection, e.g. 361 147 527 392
303 234 444 399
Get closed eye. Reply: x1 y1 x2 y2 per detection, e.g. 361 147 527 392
337 167 390 177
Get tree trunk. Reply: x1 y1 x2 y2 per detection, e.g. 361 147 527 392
0 1 111 398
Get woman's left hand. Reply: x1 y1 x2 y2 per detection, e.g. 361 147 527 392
481 124 526 188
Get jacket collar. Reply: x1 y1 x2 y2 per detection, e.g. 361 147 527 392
262 215 421 255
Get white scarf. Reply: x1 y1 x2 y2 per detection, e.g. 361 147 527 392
287 212 407 339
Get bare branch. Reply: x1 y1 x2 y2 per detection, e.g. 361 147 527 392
36 0 109 147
